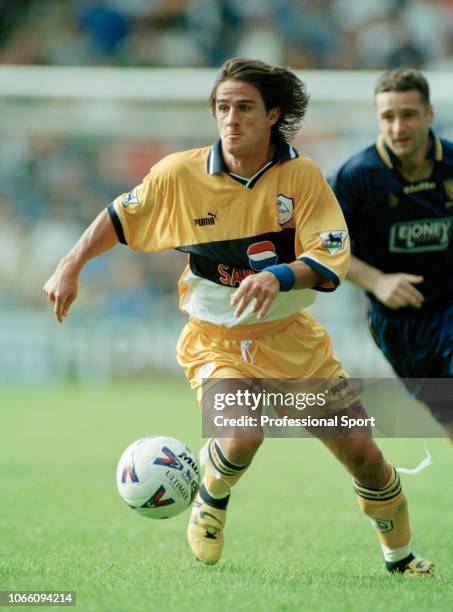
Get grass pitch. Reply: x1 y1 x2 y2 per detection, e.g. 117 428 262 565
1 380 452 611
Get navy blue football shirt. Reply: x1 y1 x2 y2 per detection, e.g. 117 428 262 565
328 130 453 306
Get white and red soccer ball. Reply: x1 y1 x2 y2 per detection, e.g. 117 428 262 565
116 436 200 519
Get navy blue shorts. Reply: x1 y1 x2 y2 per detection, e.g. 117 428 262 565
368 299 453 423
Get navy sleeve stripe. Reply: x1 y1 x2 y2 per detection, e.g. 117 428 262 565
107 203 127 245
299 255 339 292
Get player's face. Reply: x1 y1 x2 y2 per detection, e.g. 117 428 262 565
376 90 433 162
214 80 280 158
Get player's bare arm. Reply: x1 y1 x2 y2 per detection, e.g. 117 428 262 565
231 260 324 319
347 254 424 310
43 209 119 323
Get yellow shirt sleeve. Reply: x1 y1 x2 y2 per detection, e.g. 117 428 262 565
109 163 173 252
108 149 213 252
293 158 350 290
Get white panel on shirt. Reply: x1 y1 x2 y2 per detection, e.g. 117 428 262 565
179 269 316 327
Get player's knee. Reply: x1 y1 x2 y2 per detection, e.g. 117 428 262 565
347 443 388 488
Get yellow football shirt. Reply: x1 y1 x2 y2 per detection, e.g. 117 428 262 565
108 141 349 326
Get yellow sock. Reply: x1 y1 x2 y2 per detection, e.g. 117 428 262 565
354 467 411 549
204 439 250 498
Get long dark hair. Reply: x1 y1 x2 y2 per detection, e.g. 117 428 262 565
209 57 310 144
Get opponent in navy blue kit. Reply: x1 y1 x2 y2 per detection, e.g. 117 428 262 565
329 68 453 436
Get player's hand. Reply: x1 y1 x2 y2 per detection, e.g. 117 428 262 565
373 273 424 309
43 260 79 323
230 271 279 320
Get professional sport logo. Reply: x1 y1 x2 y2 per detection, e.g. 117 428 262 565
276 194 294 224
141 485 175 508
388 194 400 208
121 459 140 483
403 181 435 195
319 231 348 255
198 361 216 383
389 217 452 252
443 179 453 201
153 447 183 471
121 186 140 207
247 241 278 271
194 211 217 227
369 517 394 533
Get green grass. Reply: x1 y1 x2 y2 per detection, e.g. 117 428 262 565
1 380 452 611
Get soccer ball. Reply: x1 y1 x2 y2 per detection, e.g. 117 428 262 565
116 436 200 519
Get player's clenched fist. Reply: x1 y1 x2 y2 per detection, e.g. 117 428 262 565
43 261 79 323
230 271 279 320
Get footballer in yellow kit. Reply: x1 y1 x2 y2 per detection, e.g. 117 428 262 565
44 58 433 576
108 139 350 387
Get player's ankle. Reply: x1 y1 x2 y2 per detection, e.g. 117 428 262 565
385 553 415 573
199 482 230 509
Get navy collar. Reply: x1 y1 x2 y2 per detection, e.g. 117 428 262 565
376 128 443 170
207 139 299 175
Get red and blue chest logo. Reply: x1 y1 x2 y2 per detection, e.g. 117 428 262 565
246 240 278 271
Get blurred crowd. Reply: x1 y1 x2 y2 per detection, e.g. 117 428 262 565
1 0 453 70
0 134 186 317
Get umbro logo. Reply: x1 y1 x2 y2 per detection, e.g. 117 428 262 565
194 211 217 227
199 511 223 524
415 560 427 569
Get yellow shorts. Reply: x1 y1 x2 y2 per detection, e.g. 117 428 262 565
176 310 347 401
